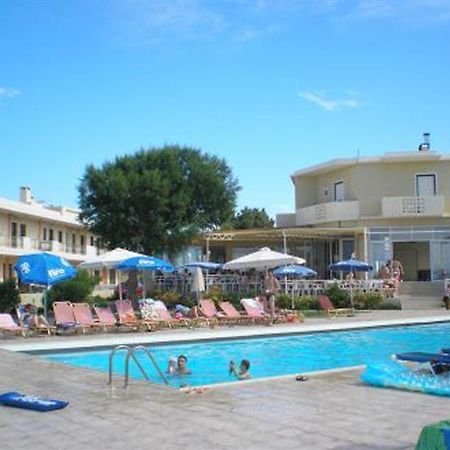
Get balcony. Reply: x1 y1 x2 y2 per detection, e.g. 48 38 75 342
382 196 445 218
296 201 360 226
0 235 99 260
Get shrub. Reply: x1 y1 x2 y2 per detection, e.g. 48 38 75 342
352 292 384 310
48 270 99 306
0 279 20 313
325 283 350 308
276 294 321 311
159 291 181 307
376 300 402 310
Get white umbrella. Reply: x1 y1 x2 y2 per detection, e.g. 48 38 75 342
223 247 305 271
79 248 147 300
78 248 146 269
191 267 205 303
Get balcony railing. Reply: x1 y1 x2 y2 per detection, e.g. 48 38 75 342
296 201 360 226
0 235 99 258
382 196 445 217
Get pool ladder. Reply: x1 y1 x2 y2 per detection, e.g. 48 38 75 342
108 345 169 387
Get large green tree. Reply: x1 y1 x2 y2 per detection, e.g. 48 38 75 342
232 207 274 229
78 146 240 255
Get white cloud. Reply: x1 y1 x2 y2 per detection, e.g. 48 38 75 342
0 87 20 98
298 91 359 111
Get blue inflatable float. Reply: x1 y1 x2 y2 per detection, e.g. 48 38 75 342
361 361 450 397
0 392 69 412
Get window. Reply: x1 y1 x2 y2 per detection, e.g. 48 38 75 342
109 269 116 285
80 235 85 247
11 222 17 247
49 229 54 241
19 224 26 237
90 236 95 246
416 174 436 196
72 233 76 252
333 181 345 202
43 228 47 241
58 231 63 243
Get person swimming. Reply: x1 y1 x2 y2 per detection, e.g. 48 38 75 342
167 355 192 375
229 359 251 380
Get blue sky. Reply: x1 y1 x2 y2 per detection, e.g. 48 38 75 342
1 0 450 218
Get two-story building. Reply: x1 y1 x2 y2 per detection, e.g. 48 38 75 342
0 186 99 282
276 137 450 281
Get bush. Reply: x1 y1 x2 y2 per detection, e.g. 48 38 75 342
325 283 350 308
276 294 321 311
376 300 402 310
352 292 384 310
0 279 20 313
48 270 99 307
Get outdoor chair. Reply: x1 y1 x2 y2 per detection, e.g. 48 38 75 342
72 303 105 333
16 304 55 336
318 295 355 318
93 305 119 331
218 301 252 325
115 299 149 331
52 301 84 334
138 299 184 330
199 299 234 326
240 298 272 325
0 313 27 337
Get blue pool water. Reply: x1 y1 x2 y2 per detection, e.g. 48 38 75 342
44 322 450 387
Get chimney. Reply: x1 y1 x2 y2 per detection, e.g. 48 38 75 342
19 186 32 204
418 132 430 152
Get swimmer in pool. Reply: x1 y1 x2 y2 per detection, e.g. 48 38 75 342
229 359 251 380
168 355 192 375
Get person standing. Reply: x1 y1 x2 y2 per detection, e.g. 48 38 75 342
264 269 280 321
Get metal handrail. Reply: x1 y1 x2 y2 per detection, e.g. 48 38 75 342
133 345 169 385
108 344 169 387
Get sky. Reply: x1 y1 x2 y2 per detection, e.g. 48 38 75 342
1 0 450 218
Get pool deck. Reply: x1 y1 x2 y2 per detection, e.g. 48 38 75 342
1 310 450 449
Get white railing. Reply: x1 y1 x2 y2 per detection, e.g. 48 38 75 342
296 201 360 226
0 235 98 257
382 196 444 217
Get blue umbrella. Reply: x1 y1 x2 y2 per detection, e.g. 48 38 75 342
183 262 222 270
329 259 372 272
115 256 174 272
273 264 317 278
15 252 77 286
14 252 77 317
115 256 173 300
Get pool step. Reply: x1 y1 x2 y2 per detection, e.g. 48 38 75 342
399 281 445 309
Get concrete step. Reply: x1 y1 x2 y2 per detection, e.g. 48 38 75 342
398 281 444 297
400 295 444 310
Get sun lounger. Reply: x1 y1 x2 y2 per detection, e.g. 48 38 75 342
93 305 118 330
72 303 106 332
240 298 271 325
16 304 55 335
218 301 252 325
52 301 84 334
394 352 450 364
199 299 234 326
0 313 26 337
319 295 355 318
115 299 148 331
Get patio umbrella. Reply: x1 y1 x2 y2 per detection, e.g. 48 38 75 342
273 264 317 278
115 256 174 299
184 262 222 270
14 252 77 317
191 267 205 303
329 259 372 273
223 247 305 271
329 258 373 308
79 248 147 299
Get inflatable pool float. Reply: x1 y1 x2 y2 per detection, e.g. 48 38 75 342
361 361 450 397
0 392 69 412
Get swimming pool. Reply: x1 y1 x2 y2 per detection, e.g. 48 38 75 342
43 322 450 387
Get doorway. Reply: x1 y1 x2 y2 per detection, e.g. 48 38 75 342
393 242 430 281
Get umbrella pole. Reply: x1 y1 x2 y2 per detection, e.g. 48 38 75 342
118 277 123 300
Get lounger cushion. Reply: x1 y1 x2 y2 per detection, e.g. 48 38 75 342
0 392 69 412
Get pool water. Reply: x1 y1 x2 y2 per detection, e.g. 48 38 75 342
44 322 450 387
